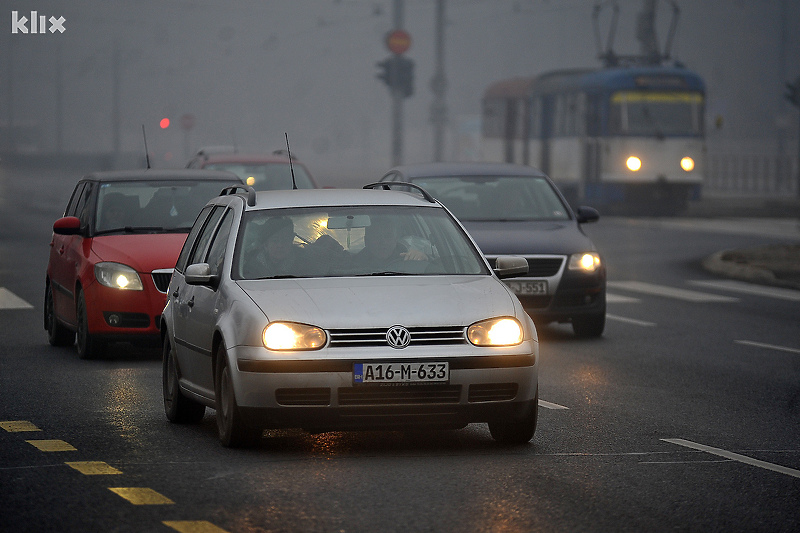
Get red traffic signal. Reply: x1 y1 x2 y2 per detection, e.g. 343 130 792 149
159 118 170 129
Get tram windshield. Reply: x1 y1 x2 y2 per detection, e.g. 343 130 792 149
609 91 704 137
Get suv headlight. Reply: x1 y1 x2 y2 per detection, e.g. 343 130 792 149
95 262 144 290
568 252 601 273
467 317 523 347
263 322 327 351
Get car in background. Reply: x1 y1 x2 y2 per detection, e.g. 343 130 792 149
160 183 539 447
187 147 317 190
380 162 606 338
45 169 242 359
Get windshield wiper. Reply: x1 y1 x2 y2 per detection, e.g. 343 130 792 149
356 271 408 276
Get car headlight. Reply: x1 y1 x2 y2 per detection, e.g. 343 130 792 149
680 157 695 172
568 252 601 273
467 317 523 347
94 262 144 290
263 322 327 351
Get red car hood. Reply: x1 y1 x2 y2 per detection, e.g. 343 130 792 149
90 233 188 273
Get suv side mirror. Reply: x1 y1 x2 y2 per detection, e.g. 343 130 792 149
53 216 82 236
493 255 528 279
576 206 600 224
185 263 219 287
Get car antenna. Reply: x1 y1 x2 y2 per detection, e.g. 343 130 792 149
285 132 297 190
141 124 151 169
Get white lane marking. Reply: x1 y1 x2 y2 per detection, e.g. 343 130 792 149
735 340 800 355
538 399 569 410
608 281 739 303
606 313 656 327
607 293 640 303
0 288 33 310
689 279 800 302
662 438 800 479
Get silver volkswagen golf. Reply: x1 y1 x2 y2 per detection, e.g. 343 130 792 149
161 183 539 447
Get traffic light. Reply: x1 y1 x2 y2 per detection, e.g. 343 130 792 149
396 56 414 98
786 78 800 109
159 117 170 129
375 55 414 99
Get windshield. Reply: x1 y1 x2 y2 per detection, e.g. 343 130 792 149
608 91 704 137
205 163 315 190
408 176 570 222
232 205 488 279
94 180 234 234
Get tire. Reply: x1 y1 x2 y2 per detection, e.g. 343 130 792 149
572 311 606 338
215 345 261 448
162 336 206 424
45 283 75 347
76 290 103 359
488 395 538 446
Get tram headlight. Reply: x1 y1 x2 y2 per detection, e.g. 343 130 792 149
626 156 642 172
680 157 695 172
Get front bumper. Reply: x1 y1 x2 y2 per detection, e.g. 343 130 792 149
229 348 538 431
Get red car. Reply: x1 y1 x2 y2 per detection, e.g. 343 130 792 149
186 147 318 189
44 169 241 358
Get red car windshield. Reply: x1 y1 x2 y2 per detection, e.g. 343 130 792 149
94 180 233 234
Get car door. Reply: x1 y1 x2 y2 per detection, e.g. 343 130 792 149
181 208 234 395
49 181 92 326
171 205 226 396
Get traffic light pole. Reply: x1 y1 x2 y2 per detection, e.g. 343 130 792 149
391 0 404 166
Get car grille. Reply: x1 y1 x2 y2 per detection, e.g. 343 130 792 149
338 385 462 405
486 256 564 277
468 383 518 402
151 269 174 293
328 326 466 348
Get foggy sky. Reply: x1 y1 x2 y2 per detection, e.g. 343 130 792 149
3 0 799 184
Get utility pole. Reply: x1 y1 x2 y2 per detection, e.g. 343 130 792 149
430 0 447 162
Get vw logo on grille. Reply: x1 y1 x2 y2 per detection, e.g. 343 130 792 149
386 325 411 349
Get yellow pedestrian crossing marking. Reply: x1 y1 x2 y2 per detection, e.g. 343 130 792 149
109 487 175 505
163 521 230 533
0 420 41 432
25 439 76 452
65 461 122 475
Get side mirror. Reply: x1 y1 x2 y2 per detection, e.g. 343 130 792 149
185 263 218 287
493 255 528 279
576 206 600 224
53 216 82 236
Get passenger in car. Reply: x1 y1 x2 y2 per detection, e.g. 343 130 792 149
355 216 427 271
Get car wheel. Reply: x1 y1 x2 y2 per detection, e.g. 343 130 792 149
76 290 103 359
162 336 205 423
572 311 606 338
488 394 538 445
215 345 261 448
45 283 75 347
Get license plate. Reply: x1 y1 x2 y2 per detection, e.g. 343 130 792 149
354 362 449 384
506 280 548 295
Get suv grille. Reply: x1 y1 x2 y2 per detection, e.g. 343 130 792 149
487 256 564 277
151 269 174 293
328 326 466 348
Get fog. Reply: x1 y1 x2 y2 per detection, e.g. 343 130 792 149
3 0 799 184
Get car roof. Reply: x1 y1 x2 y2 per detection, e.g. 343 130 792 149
198 153 302 165
223 187 441 210
81 168 242 183
385 162 549 179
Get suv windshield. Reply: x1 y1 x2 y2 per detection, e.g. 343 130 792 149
95 180 234 234
233 205 488 279
408 176 570 222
